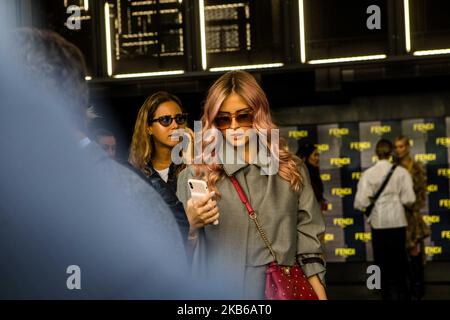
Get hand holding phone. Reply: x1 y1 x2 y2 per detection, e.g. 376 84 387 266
188 179 219 225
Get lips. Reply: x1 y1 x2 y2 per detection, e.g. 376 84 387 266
230 133 244 139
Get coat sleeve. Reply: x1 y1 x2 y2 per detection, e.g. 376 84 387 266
296 164 327 285
412 162 426 212
354 173 372 211
399 169 416 207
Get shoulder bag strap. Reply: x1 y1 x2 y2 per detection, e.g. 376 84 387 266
229 176 278 262
371 164 397 204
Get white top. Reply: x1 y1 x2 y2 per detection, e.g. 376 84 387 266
78 137 91 148
156 167 170 183
354 160 416 229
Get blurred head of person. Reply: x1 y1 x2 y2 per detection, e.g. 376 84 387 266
93 129 117 158
394 135 411 160
13 28 90 137
376 139 393 160
297 139 319 168
129 92 187 173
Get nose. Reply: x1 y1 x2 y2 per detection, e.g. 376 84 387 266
170 118 180 130
107 146 114 157
229 116 240 130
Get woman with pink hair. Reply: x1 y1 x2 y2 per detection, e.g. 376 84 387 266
177 71 327 299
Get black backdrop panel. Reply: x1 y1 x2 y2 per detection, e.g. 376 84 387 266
304 0 389 60
204 0 286 68
106 0 187 74
410 0 450 51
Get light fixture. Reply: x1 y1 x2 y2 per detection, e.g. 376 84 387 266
85 76 92 81
298 0 306 63
104 3 113 77
209 63 284 72
84 0 89 11
199 0 207 70
308 54 387 65
113 70 185 79
413 49 450 56
404 0 411 53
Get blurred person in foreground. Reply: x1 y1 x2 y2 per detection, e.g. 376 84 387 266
394 135 431 300
0 27 190 299
354 139 416 300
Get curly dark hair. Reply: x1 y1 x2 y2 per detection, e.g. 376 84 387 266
13 28 89 132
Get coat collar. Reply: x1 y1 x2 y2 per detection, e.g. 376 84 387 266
218 141 275 176
221 155 270 176
222 163 250 176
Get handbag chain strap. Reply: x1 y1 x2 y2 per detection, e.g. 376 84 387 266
229 176 278 262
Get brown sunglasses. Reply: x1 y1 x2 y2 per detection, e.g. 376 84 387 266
214 109 254 130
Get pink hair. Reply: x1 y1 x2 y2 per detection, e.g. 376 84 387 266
193 71 302 195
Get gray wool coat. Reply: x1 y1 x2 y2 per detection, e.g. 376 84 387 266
177 161 326 299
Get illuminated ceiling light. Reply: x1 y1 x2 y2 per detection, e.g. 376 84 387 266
104 3 113 77
413 49 450 56
308 54 387 65
209 63 284 72
84 0 89 11
85 76 92 81
404 0 411 52
113 70 185 79
199 0 207 70
298 0 306 63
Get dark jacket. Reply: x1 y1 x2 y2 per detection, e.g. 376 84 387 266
126 162 190 244
305 161 325 205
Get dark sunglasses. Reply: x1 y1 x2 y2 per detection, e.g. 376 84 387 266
150 113 188 127
214 109 254 130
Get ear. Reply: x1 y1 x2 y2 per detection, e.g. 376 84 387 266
147 126 153 136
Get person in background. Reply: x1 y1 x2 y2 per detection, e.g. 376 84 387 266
93 128 117 159
297 139 328 212
394 135 431 300
354 139 416 300
129 92 191 243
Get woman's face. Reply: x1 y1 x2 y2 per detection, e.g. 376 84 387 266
394 140 409 159
148 101 186 149
216 93 254 147
308 149 320 168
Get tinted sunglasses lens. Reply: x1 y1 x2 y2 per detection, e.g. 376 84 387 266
175 114 187 125
236 113 253 126
214 116 232 129
158 116 173 127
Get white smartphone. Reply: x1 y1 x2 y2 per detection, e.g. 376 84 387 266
188 179 219 225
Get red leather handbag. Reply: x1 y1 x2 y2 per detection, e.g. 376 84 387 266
229 176 319 300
